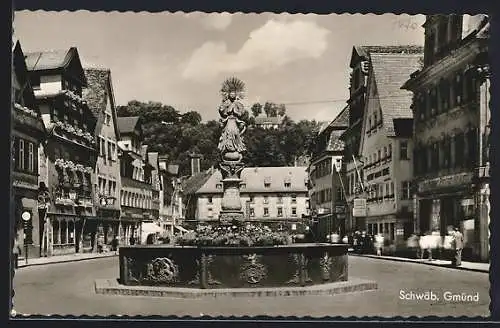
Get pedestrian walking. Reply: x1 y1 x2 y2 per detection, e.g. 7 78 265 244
419 231 431 260
374 233 384 256
452 226 464 267
431 229 442 260
111 235 119 254
406 233 420 258
13 234 21 269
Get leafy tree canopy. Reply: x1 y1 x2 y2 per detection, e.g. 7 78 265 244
117 100 321 177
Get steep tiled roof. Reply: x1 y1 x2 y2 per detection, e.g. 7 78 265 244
370 53 423 136
197 167 308 194
351 45 424 68
182 171 213 195
82 68 109 116
329 105 349 129
24 47 87 85
117 116 141 134
25 49 71 71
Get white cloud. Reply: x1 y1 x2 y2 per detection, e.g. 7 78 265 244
182 19 330 83
201 13 233 31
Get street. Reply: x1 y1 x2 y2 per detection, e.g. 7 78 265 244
12 256 489 317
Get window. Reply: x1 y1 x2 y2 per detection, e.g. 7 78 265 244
208 208 213 218
264 182 271 188
107 141 112 160
400 141 409 160
28 142 35 172
249 195 254 203
439 78 450 112
216 183 222 189
453 73 463 106
108 180 113 197
249 208 255 217
277 196 283 204
284 182 291 188
18 139 25 170
373 112 378 127
208 196 213 204
263 196 269 204
263 207 269 217
291 207 297 216
401 181 411 200
291 195 297 204
277 207 283 217
390 182 394 196
336 187 344 201
377 149 381 162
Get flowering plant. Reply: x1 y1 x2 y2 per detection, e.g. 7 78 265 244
55 158 65 168
176 223 291 247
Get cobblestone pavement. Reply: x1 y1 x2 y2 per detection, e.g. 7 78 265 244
12 256 489 318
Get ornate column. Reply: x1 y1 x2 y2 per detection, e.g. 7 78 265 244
216 77 248 225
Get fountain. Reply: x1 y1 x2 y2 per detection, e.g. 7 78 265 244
95 77 377 298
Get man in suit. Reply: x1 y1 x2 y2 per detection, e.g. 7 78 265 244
452 226 464 267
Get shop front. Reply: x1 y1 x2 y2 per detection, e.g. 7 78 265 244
416 171 488 261
13 186 41 259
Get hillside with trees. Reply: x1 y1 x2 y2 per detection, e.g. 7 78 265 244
117 100 323 177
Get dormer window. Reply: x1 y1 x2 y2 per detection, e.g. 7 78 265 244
216 183 222 189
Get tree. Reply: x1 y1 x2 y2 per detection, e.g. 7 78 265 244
251 103 263 117
263 102 277 117
277 104 287 117
181 111 202 126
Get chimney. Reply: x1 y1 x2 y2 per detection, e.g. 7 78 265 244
190 154 201 176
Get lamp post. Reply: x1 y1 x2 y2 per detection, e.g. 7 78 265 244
21 211 31 265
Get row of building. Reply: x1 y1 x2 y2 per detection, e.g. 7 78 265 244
308 14 490 261
11 40 184 258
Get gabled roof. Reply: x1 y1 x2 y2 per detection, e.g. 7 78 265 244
197 167 308 194
329 105 349 129
24 47 87 86
370 52 423 136
182 171 213 195
13 41 37 110
350 45 424 68
117 116 141 135
83 67 121 140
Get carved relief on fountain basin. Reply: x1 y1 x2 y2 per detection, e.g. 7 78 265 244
119 244 348 289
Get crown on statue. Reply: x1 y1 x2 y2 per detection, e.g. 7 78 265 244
220 77 246 100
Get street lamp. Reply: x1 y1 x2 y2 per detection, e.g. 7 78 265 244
21 211 31 265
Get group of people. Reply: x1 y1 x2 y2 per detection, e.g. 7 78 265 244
406 226 464 267
329 226 464 267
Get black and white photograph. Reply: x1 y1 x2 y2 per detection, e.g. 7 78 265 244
10 8 491 319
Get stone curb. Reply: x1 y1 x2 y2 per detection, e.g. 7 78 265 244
351 254 489 273
95 278 378 298
17 254 118 268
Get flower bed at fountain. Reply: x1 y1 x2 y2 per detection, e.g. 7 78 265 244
119 223 348 289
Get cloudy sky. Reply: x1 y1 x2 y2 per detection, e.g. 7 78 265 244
14 11 425 122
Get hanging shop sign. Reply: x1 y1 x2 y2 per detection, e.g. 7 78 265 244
352 198 367 217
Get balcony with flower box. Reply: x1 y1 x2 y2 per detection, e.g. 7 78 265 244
13 103 45 135
52 120 96 149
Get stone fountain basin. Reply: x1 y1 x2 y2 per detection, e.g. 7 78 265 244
118 243 349 289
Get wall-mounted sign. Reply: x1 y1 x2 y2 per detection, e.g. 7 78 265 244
418 173 473 193
352 198 367 217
